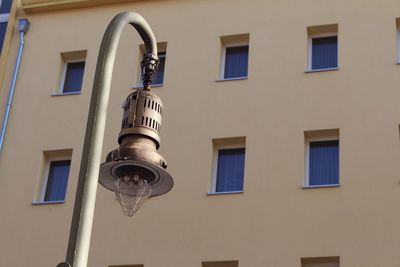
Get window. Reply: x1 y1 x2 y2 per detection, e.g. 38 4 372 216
305 130 339 187
202 261 239 267
301 256 339 267
0 0 12 13
219 34 249 80
61 61 85 93
311 36 337 70
211 137 246 194
0 0 12 54
215 148 245 192
222 45 249 79
307 24 338 71
0 18 7 53
34 150 72 204
43 160 71 202
57 50 87 95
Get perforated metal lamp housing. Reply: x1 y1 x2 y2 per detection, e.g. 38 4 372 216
99 89 173 197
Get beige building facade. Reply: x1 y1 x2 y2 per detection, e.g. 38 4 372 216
1 0 400 266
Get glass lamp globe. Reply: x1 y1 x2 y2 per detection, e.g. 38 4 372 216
114 171 152 217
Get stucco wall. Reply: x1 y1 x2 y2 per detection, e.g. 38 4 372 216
1 0 400 266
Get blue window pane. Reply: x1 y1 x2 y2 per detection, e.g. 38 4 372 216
0 22 7 54
224 45 249 79
216 148 245 192
0 0 12 14
312 36 337 70
63 61 85 93
153 52 165 85
45 160 71 202
309 140 339 186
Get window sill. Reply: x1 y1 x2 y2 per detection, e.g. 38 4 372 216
305 67 339 73
51 91 81 96
32 200 65 205
131 84 163 89
207 190 244 195
0 14 9 21
216 77 248 82
302 184 340 189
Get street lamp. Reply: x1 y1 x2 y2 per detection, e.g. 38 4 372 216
57 11 173 267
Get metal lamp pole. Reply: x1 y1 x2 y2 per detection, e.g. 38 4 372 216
57 12 168 267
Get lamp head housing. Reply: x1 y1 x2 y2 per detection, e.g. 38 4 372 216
99 90 173 199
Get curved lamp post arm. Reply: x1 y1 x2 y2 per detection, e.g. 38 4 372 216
95 12 159 91
59 12 159 267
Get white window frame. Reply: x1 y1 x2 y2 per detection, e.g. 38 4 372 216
307 32 339 72
304 136 340 188
209 143 246 195
55 58 85 95
219 42 249 81
0 13 9 22
0 0 11 21
36 156 71 204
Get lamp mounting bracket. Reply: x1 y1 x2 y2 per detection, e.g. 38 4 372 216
141 52 160 90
